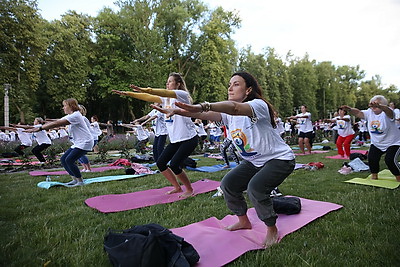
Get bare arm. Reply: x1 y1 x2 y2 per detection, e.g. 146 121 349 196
129 85 177 98
341 105 364 119
150 103 222 122
25 119 70 133
369 102 394 119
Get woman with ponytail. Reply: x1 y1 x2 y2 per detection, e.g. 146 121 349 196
152 71 295 248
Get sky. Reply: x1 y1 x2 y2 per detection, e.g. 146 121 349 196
37 0 400 89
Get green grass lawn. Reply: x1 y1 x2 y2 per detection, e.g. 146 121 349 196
0 147 399 266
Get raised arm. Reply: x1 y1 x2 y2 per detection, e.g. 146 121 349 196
25 119 69 133
112 90 162 104
369 101 394 119
129 85 177 98
341 105 364 119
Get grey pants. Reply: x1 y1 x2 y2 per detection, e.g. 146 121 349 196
220 159 295 226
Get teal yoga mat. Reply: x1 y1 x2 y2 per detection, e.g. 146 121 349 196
37 173 150 189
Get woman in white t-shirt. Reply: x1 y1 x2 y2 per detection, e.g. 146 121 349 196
31 117 52 162
152 71 295 248
342 95 400 181
90 115 102 153
26 98 94 186
289 105 314 154
112 73 198 198
327 108 355 158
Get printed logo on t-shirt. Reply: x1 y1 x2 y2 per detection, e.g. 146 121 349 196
337 120 346 129
370 120 383 134
299 118 306 125
231 129 257 156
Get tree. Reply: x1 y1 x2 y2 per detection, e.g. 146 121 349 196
192 7 240 103
39 11 93 117
0 0 47 123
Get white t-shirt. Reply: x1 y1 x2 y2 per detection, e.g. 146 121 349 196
296 112 313 133
161 90 197 143
221 99 295 167
0 132 9 142
90 121 102 140
62 111 94 151
34 124 52 145
195 122 207 137
16 128 32 146
362 108 400 151
393 108 400 128
275 117 285 135
284 122 291 132
9 131 16 141
134 125 150 141
334 115 355 137
357 119 367 132
148 109 168 137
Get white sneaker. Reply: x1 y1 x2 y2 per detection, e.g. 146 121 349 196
70 181 84 187
66 180 77 186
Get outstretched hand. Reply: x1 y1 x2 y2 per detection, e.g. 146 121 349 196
112 90 129 96
340 105 351 112
129 84 149 93
24 128 39 133
175 101 202 113
368 101 383 109
150 104 178 118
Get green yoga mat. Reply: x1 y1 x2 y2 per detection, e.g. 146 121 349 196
344 169 399 189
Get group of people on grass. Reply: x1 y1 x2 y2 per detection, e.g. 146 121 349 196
13 71 399 248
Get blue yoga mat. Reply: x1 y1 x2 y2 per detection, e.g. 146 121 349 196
186 162 238 172
37 174 149 189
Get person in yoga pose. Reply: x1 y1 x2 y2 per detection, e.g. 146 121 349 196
26 98 94 186
152 71 295 248
112 72 198 198
341 95 400 181
288 105 314 154
325 107 355 158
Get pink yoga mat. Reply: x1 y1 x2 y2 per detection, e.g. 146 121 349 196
29 166 124 176
0 161 42 166
325 150 368 159
295 151 329 156
85 179 220 213
172 197 343 267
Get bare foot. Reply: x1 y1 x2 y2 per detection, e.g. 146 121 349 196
179 191 194 198
263 226 278 248
166 188 182 195
222 165 230 169
225 221 252 231
396 176 400 182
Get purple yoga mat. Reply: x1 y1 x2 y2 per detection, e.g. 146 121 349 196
172 197 343 267
325 150 368 159
29 166 124 176
85 179 220 213
295 150 329 156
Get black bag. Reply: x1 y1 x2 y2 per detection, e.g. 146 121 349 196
104 223 199 267
180 157 197 169
349 152 367 160
125 168 137 175
272 196 302 215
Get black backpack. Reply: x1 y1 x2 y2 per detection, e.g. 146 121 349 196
104 223 199 267
272 196 302 215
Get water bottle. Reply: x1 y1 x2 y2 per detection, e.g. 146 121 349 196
46 175 51 182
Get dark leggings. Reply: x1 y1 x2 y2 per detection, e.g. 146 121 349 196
153 134 167 162
157 135 198 175
32 143 51 162
368 144 400 176
14 145 29 156
60 148 88 178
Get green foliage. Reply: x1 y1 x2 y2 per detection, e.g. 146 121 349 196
1 0 398 125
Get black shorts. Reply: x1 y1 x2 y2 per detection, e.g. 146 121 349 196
298 131 314 139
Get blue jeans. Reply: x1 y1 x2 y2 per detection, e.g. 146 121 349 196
61 148 88 178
